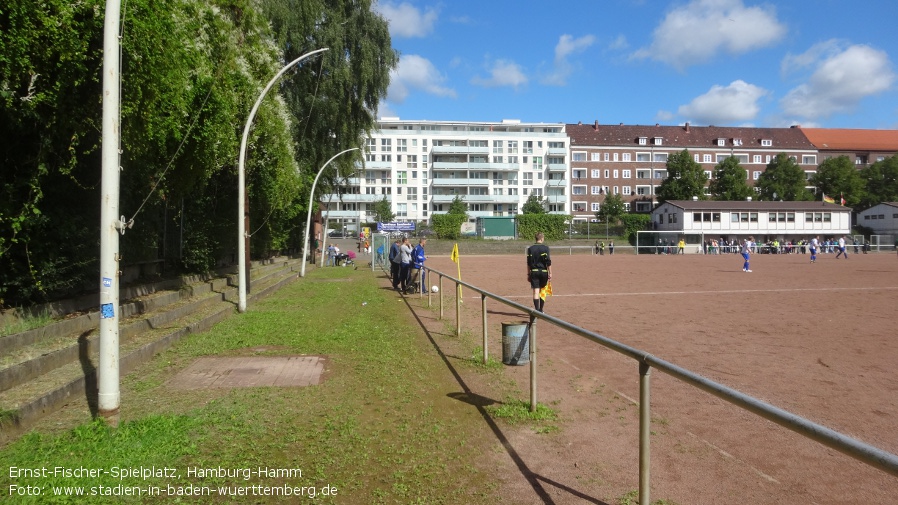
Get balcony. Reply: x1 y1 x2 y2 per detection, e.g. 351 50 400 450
431 145 489 155
547 179 567 187
547 163 567 172
547 147 567 156
431 178 490 186
364 160 392 169
321 193 382 203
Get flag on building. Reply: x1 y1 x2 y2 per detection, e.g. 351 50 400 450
822 192 835 204
840 193 846 206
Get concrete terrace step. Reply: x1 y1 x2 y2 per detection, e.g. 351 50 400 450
0 256 304 441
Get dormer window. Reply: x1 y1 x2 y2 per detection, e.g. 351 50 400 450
654 137 663 145
638 137 647 145
733 138 742 146
717 138 726 146
761 139 772 147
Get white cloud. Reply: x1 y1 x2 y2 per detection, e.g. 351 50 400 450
387 55 456 104
655 110 675 122
678 80 769 124
608 35 629 51
632 0 786 71
374 1 438 38
471 59 528 89
780 44 896 119
542 34 596 86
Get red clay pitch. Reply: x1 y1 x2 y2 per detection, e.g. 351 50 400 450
418 250 898 505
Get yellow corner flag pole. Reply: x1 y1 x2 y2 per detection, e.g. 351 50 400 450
451 243 462 302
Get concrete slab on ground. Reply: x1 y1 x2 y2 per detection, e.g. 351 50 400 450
168 356 326 389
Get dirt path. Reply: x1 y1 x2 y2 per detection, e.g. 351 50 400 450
407 251 898 504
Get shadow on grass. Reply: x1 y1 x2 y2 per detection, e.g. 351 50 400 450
397 291 609 505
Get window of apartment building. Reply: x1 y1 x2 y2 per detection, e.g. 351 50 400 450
523 141 533 154
604 170 610 178
492 156 503 163
397 139 407 152
653 170 667 179
547 156 565 165
508 141 518 153
703 154 712 163
591 169 600 178
396 203 407 217
572 152 586 161
380 154 392 162
639 137 647 145
365 171 376 184
591 153 600 161
591 202 600 212
508 156 519 165
753 171 761 180
381 138 392 151
717 138 726 146
613 186 619 195
380 171 390 183
422 171 428 183
365 153 377 162
396 187 402 195
411 139 417 148
537 172 543 180
604 152 610 161
493 188 503 195
636 185 651 195
613 169 619 178
761 139 772 146
877 156 886 162
509 188 519 196
381 186 391 195
406 155 417 169
622 186 632 195
573 202 587 212
613 153 619 162
802 155 816 165
636 169 650 179
470 187 487 195
805 170 815 181
636 153 650 162
622 170 631 178
366 138 377 152
407 187 417 201
591 186 602 195
653 153 668 163
622 153 631 162
716 154 729 163
654 137 663 145
548 141 565 149
573 169 585 180
704 171 712 179
694 154 700 162
492 172 503 185
752 155 761 163
507 172 519 185
492 140 503 153
635 202 652 212
548 204 562 212
789 156 798 162
533 188 543 197
365 187 377 195
523 172 533 185
572 185 586 195
533 156 543 169
397 171 407 184
734 154 749 163
396 154 402 163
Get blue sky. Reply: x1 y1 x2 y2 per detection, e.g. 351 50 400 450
373 0 898 129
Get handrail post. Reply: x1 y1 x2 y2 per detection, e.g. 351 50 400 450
438 275 443 320
481 294 488 364
529 314 537 412
639 361 651 505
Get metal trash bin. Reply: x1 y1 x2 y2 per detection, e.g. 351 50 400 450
501 321 530 366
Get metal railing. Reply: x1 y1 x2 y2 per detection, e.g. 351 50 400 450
416 265 898 505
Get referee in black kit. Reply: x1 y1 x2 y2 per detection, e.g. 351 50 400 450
526 232 552 313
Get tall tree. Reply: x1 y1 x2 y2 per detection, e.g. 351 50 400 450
755 153 813 201
596 193 626 224
522 194 547 214
655 149 708 203
447 195 468 216
810 156 865 207
372 196 394 223
709 156 753 201
859 156 898 207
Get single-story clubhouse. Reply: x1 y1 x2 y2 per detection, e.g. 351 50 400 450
650 200 851 247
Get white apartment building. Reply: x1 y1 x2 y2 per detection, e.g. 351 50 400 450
322 118 570 228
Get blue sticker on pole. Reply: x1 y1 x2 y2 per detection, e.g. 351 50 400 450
102 277 112 288
100 303 115 319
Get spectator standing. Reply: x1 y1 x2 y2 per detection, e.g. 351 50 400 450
399 237 414 292
389 239 402 289
410 238 427 293
677 238 685 255
609 240 614 255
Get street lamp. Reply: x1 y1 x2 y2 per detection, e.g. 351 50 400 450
301 148 360 278
237 48 328 313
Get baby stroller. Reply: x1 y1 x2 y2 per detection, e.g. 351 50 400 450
405 266 426 294
336 250 357 268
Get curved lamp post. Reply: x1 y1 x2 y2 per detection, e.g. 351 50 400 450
238 48 328 313
301 147 360 278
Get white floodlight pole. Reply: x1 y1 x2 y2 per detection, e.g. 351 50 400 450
238 48 328 312
98 0 123 423
301 148 360 277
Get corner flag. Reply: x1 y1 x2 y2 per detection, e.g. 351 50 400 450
450 243 459 264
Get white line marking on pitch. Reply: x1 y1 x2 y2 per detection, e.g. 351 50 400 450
557 357 580 370
476 285 898 300
688 432 779 483
615 391 638 405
